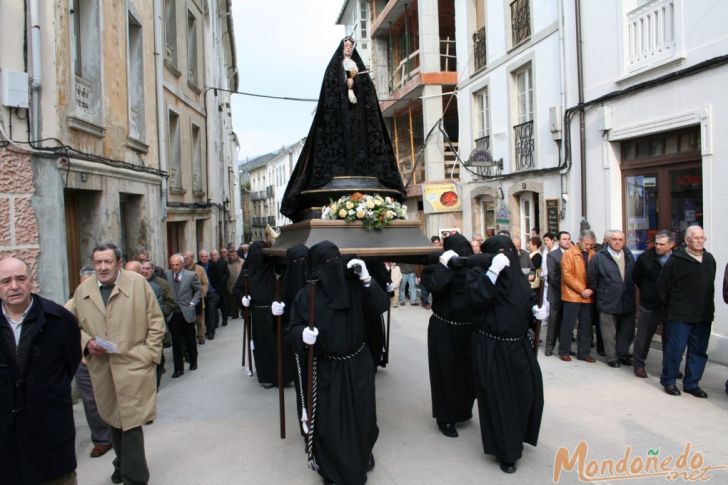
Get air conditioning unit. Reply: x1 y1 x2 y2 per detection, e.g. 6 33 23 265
548 105 562 140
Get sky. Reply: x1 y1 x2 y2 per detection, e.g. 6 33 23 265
231 1 346 164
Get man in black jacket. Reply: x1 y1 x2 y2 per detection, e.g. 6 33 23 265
210 249 230 327
632 230 673 377
198 249 225 340
587 230 636 368
658 226 716 398
544 231 571 356
0 257 81 484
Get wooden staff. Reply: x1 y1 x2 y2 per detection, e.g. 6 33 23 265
274 273 286 439
244 270 254 376
305 278 317 430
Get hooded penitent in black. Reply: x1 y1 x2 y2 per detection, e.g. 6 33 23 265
466 235 544 467
421 233 476 427
280 38 405 221
287 241 389 485
234 241 277 385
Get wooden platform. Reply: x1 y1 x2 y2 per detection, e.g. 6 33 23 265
263 219 438 263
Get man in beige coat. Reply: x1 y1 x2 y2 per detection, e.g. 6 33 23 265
68 243 165 485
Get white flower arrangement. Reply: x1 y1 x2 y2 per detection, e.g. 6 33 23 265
322 192 407 229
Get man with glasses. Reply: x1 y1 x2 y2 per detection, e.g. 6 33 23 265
559 230 596 362
632 230 673 378
658 226 716 398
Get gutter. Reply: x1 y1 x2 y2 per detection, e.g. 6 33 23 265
153 0 168 218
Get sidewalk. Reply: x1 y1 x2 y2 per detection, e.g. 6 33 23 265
74 304 728 484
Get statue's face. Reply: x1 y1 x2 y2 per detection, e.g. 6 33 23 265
343 40 354 58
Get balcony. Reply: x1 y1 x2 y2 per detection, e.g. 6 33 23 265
513 120 535 171
266 185 274 198
510 0 531 47
388 38 457 93
626 0 676 73
472 26 486 72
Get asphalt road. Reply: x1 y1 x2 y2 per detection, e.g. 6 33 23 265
74 304 728 484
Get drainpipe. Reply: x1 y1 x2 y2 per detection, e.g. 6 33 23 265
575 0 587 219
29 0 42 142
153 0 168 219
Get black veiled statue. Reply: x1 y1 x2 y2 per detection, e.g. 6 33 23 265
281 36 406 222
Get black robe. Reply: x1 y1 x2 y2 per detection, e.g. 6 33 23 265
466 236 544 464
421 234 475 423
288 242 389 485
365 261 391 368
280 39 405 221
234 241 277 384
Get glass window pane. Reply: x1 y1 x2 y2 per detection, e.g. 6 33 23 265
625 174 659 251
670 167 702 239
665 135 678 154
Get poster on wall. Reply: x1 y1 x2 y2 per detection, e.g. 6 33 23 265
423 182 462 214
626 175 647 226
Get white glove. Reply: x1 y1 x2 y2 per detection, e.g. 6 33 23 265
532 303 549 321
439 249 458 267
488 253 510 275
386 282 396 293
242 295 251 307
302 327 319 345
271 301 285 316
347 258 371 285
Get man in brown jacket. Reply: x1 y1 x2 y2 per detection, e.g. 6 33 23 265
69 243 165 485
559 230 597 362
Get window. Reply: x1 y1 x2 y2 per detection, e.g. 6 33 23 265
164 0 177 67
513 64 534 170
359 2 369 49
127 13 145 144
191 123 203 194
624 0 679 74
474 86 490 151
510 0 531 48
70 0 103 129
187 9 199 88
168 110 182 189
472 0 486 71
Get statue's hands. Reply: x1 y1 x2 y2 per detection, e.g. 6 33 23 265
346 78 354 89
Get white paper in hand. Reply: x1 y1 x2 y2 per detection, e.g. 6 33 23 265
95 337 120 354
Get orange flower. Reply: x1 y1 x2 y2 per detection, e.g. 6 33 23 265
351 192 364 202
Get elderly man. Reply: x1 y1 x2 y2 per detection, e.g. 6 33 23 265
632 230 673 378
226 249 243 319
209 249 230 328
559 230 596 362
167 254 202 378
198 250 222 340
544 231 571 356
183 250 208 345
68 243 165 484
140 260 176 388
658 226 716 398
1 257 81 484
587 230 636 368
512 237 536 282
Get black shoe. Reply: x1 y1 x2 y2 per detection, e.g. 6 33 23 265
367 453 375 471
262 383 275 389
677 371 684 379
499 460 517 473
684 387 708 398
569 351 576 356
411 301 420 306
222 321 228 327
172 371 184 378
111 470 122 484
663 385 681 396
208 334 215 341
197 339 205 345
597 350 607 357
619 356 633 366
607 360 620 368
544 349 553 357
163 341 172 348
189 364 197 371
437 421 458 438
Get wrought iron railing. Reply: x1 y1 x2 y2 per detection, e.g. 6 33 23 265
474 135 490 152
513 120 535 170
510 0 530 47
473 26 486 71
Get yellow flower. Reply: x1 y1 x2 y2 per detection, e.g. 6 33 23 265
338 209 348 218
374 199 383 206
346 201 354 210
356 209 366 219
386 210 395 219
366 199 375 209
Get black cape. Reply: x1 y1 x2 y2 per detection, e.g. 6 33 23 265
234 241 277 384
466 236 544 463
364 261 391 368
287 242 389 485
421 234 476 423
280 39 405 220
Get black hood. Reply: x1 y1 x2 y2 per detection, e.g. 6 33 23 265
310 241 349 310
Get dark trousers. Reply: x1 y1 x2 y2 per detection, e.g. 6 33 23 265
633 305 666 368
217 290 228 325
75 362 111 445
111 426 149 485
226 290 240 318
598 312 635 362
559 302 593 359
545 297 562 352
661 320 711 390
170 312 197 373
204 292 220 337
